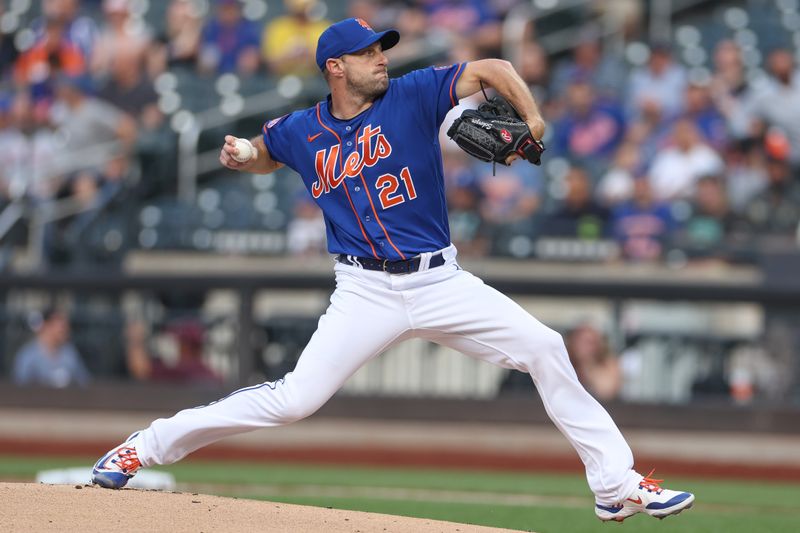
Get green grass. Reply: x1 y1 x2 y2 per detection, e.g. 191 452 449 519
2 455 799 532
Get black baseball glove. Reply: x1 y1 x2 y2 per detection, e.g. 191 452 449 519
446 95 545 166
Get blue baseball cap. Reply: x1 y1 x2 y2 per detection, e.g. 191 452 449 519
315 18 400 72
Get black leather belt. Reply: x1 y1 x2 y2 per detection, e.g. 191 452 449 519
336 252 446 274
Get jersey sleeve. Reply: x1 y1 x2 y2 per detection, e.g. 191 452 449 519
396 62 467 128
261 113 291 166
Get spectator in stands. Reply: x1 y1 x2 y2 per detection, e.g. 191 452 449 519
262 0 330 78
542 165 610 239
552 75 626 171
13 18 87 101
96 44 161 129
683 80 728 151
750 47 800 168
448 183 486 257
90 0 152 80
443 144 478 191
0 90 61 202
596 141 643 207
550 27 627 101
590 0 643 42
626 42 687 123
95 43 170 198
727 341 787 404
566 320 621 401
517 41 551 112
709 40 758 141
155 0 203 68
725 139 767 214
443 148 487 256
742 144 800 238
125 318 223 386
734 318 796 403
623 70 678 168
32 0 98 60
346 0 399 32
473 157 542 253
647 117 724 201
446 37 481 65
675 174 739 262
198 0 261 76
12 306 90 388
286 193 327 255
611 177 677 262
391 3 430 60
50 73 137 166
421 0 502 58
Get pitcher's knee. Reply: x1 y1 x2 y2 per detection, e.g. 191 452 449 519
517 329 568 371
273 398 322 424
542 328 568 355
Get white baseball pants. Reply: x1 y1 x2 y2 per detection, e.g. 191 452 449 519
134 245 640 504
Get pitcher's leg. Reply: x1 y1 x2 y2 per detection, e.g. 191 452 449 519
413 271 639 504
136 277 409 466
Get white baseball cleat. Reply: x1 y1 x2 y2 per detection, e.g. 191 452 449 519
594 470 695 522
91 431 143 489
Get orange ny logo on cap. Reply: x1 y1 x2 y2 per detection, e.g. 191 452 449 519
356 18 373 31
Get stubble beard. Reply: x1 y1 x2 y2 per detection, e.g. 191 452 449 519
346 71 389 102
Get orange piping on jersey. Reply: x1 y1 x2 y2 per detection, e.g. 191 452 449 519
315 103 379 259
341 181 378 258
449 62 464 107
353 126 405 260
358 170 406 260
351 125 406 260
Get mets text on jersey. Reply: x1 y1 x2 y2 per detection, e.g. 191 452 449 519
311 124 392 198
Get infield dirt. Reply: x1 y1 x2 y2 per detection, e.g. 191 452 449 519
0 482 525 533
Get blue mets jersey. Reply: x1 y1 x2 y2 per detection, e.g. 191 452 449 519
262 62 467 260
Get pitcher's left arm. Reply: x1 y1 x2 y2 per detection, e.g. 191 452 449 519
456 59 545 140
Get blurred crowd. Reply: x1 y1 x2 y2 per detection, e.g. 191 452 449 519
10 302 223 388
0 0 799 268
0 0 330 267
436 13 800 264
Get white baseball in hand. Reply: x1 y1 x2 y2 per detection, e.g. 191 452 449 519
232 138 255 163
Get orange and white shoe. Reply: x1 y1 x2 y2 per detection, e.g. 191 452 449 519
595 470 695 522
91 431 142 489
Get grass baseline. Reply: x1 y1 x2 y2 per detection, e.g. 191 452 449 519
0 455 798 533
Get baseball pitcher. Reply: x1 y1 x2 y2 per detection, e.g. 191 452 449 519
92 18 694 523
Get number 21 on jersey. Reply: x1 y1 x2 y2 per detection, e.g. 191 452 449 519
376 167 417 209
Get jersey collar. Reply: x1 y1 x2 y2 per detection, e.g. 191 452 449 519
322 89 389 125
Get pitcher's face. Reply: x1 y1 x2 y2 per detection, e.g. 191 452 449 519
341 42 390 100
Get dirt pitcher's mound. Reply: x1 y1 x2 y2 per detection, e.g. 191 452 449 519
0 482 525 533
